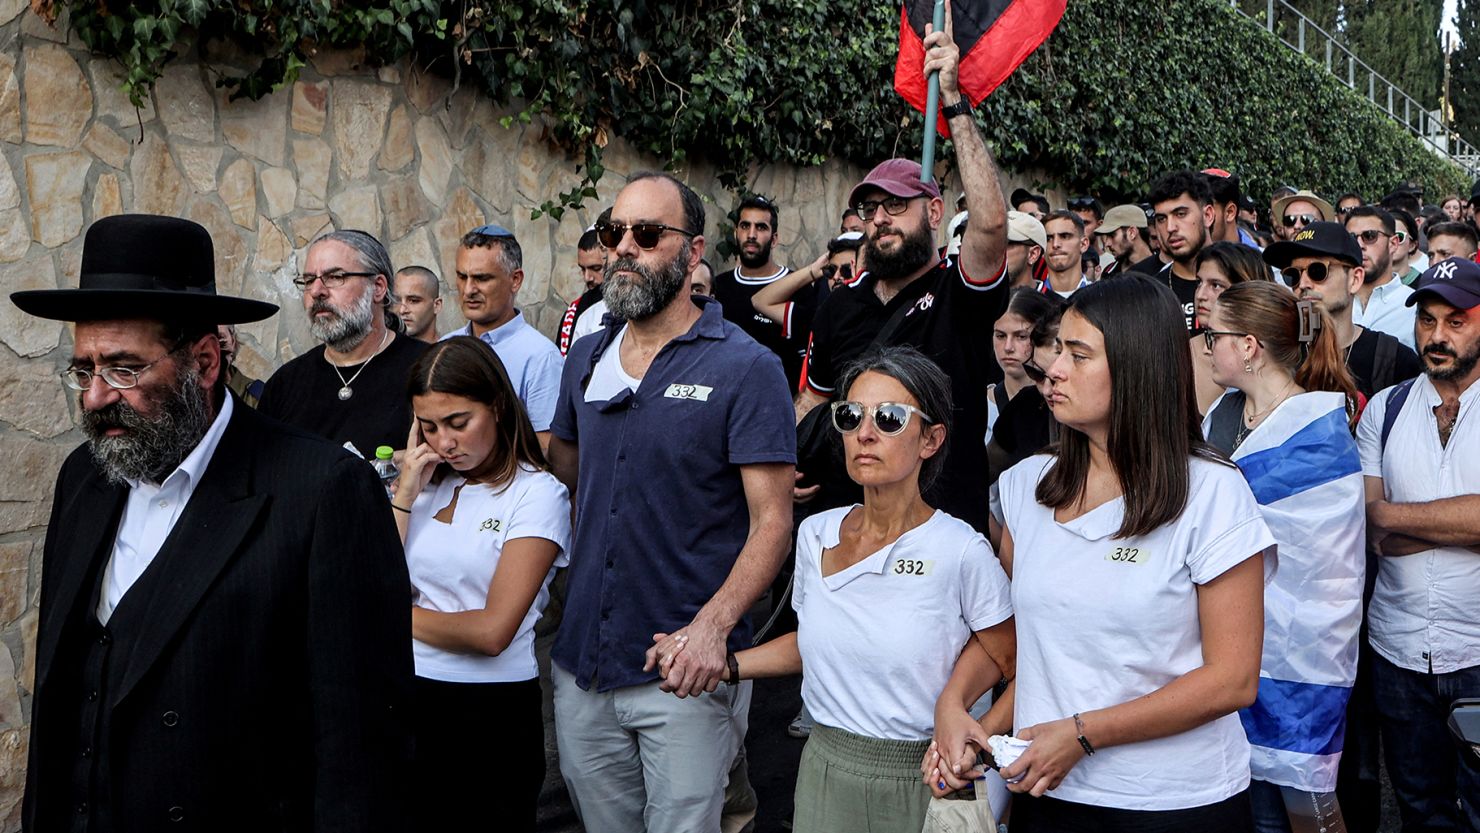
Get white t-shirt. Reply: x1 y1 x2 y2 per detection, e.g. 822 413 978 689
571 298 609 346
583 324 641 402
999 454 1276 811
405 465 572 682
793 506 1014 741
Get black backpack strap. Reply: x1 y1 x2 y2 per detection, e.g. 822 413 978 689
1380 378 1417 452
1371 331 1399 393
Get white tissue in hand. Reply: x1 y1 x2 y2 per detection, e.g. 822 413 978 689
987 734 1031 777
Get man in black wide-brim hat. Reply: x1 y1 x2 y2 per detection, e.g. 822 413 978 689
11 214 412 833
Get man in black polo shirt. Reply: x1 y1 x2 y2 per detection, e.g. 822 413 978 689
1138 171 1216 333
795 27 1009 532
712 195 816 390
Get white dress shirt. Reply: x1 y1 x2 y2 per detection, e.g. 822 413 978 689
97 395 234 624
1354 275 1417 351
1357 375 1480 674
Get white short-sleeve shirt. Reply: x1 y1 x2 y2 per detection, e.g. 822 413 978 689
1000 455 1276 811
405 465 572 682
792 506 1013 741
1356 375 1480 673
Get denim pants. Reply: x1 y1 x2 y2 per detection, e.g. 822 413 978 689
1249 779 1347 833
1371 652 1480 833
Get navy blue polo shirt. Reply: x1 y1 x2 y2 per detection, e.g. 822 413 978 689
550 296 796 692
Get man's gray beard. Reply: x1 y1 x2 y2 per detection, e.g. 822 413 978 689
81 360 213 486
308 282 375 351
863 219 935 281
602 247 690 322
738 241 772 270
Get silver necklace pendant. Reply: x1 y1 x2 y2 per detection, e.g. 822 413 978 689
338 386 353 401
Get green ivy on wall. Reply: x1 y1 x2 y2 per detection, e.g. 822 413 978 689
50 0 1465 218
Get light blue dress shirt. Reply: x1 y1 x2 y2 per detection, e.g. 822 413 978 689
444 310 564 431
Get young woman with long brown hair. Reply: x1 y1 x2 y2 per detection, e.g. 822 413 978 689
928 275 1275 831
392 336 571 832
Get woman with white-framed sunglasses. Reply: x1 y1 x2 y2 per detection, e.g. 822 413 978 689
678 345 1016 831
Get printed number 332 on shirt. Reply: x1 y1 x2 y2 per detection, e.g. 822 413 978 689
1105 546 1148 565
892 559 933 576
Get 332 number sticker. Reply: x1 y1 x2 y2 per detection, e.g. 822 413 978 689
1105 546 1146 565
893 559 933 576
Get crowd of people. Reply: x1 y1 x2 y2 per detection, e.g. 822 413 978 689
8 24 1479 833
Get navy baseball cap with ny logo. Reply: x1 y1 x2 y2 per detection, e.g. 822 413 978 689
1408 257 1480 310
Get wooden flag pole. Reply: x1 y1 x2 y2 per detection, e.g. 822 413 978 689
919 0 946 183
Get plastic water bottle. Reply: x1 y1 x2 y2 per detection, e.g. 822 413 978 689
372 445 398 499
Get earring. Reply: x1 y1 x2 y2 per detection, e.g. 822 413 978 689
1244 360 1254 374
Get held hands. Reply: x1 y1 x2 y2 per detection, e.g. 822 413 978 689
643 618 730 698
921 706 990 797
999 718 1086 797
394 419 441 507
922 0 961 100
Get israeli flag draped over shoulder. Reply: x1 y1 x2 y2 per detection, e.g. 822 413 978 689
1205 390 1366 793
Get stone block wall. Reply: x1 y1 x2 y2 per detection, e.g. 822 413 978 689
0 6 1056 824
0 9 882 823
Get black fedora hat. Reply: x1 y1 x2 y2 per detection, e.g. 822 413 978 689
10 214 278 323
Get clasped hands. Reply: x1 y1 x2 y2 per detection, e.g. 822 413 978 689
922 708 1087 799
643 619 730 699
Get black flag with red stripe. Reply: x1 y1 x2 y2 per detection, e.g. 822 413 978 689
895 0 1065 136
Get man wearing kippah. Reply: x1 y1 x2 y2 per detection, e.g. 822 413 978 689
447 224 564 448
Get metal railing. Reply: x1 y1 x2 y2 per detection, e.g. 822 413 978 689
1231 0 1480 178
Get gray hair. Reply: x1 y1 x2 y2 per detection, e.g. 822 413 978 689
835 345 954 492
310 229 405 333
458 231 523 275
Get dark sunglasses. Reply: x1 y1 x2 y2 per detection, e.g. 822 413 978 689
1280 260 1345 287
1353 229 1391 245
1021 356 1047 383
819 263 853 283
1282 213 1319 228
830 401 934 436
1069 197 1098 210
594 221 696 250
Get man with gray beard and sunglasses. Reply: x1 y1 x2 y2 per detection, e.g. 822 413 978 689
257 229 428 458
9 214 413 833
546 172 795 833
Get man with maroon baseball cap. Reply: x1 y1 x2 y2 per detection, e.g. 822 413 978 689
793 21 1010 533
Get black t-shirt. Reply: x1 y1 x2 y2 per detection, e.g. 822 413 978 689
986 384 1052 486
258 333 429 457
1204 390 1247 455
1346 326 1422 400
712 267 816 390
1125 257 1197 332
805 258 1011 532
